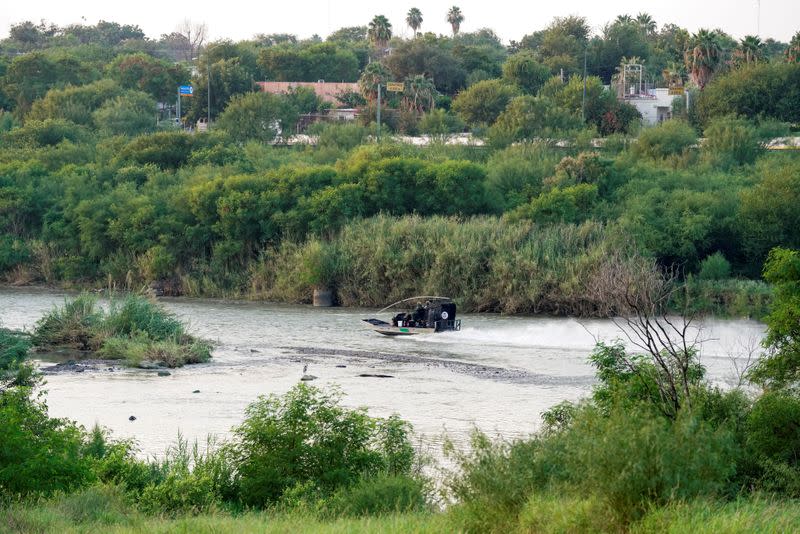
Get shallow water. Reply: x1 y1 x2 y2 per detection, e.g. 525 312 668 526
1 288 766 457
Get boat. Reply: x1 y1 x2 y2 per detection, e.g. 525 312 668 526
362 296 461 336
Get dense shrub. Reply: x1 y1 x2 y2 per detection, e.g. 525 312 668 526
702 116 761 168
230 384 417 508
0 388 97 496
633 120 697 160
699 252 732 280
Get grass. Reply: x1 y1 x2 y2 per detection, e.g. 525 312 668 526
4 487 799 534
31 293 211 368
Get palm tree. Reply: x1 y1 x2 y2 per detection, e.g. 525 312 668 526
635 13 657 35
358 61 389 102
446 6 464 37
615 14 634 25
737 35 765 65
403 75 436 113
367 15 392 52
685 29 722 90
406 8 423 38
786 31 800 63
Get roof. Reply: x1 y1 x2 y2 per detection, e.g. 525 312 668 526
256 81 360 106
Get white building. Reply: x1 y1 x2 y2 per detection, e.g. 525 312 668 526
625 88 678 125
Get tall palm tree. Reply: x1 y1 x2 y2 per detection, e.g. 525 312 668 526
635 13 657 35
786 31 800 63
615 14 634 25
446 6 464 37
367 15 392 52
685 29 722 90
406 8 423 38
737 35 765 65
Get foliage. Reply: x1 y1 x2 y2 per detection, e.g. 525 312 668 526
0 387 97 496
702 115 761 168
32 293 211 367
739 158 800 267
488 95 584 147
502 51 552 94
92 91 156 136
632 119 697 160
696 63 800 125
698 252 732 280
217 92 297 144
749 248 800 388
451 79 518 126
229 384 417 507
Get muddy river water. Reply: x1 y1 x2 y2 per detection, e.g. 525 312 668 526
1 288 766 458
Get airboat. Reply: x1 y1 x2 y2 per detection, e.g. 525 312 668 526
362 296 461 336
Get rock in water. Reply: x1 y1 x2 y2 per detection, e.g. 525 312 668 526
300 374 318 381
192 389 200 393
157 370 171 377
129 415 137 421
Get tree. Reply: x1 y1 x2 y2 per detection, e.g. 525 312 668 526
216 92 295 144
92 91 156 136
502 51 552 94
186 58 254 123
107 53 189 103
447 6 464 37
736 35 765 66
451 79 519 126
749 248 800 388
358 61 389 102
326 26 366 43
402 75 436 113
176 19 207 62
406 8 423 38
635 13 657 36
787 31 800 63
384 38 467 95
685 29 723 90
488 95 584 147
367 15 392 52
516 16 589 79
739 158 800 266
695 62 800 125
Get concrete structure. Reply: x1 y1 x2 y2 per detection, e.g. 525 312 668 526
624 88 677 126
256 81 359 106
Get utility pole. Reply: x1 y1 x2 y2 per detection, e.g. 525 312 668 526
376 83 381 142
207 59 211 127
757 0 761 37
176 87 181 127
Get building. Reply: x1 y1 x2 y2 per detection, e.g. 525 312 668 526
255 81 359 106
625 88 677 125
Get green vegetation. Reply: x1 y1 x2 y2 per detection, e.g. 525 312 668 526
0 15 798 319
31 293 211 368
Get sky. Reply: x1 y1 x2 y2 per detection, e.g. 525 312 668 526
1 0 798 43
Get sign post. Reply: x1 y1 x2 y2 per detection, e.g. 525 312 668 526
177 86 193 127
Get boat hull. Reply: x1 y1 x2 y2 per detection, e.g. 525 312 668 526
362 318 459 336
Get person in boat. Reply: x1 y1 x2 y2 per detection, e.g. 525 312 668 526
413 303 426 325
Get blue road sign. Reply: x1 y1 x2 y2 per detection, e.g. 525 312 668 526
179 85 194 96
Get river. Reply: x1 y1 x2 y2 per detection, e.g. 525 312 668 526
1 288 766 458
